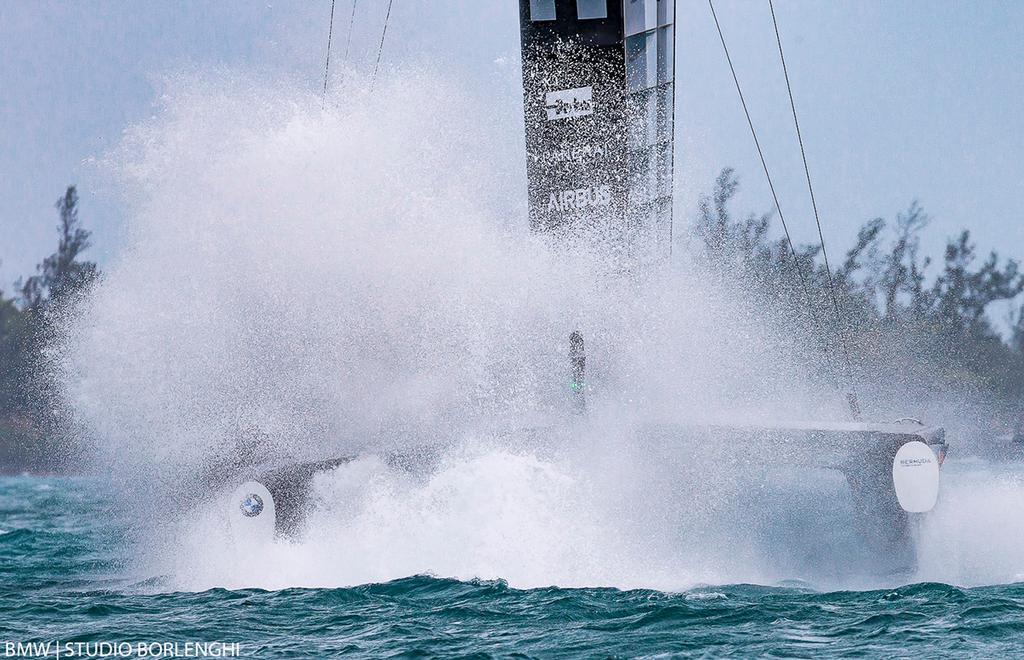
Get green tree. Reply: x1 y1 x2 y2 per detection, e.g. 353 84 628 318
1 186 99 473
0 280 28 412
694 167 821 299
20 186 98 310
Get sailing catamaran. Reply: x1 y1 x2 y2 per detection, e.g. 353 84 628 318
221 0 947 573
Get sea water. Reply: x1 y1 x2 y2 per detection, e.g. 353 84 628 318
4 465 1024 658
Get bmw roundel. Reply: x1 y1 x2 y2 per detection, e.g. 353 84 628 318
240 493 264 518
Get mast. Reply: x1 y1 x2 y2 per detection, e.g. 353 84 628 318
519 0 676 256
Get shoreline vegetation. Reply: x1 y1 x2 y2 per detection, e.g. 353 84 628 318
1 187 96 474
2 171 1024 473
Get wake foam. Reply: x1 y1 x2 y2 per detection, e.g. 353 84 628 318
916 459 1024 587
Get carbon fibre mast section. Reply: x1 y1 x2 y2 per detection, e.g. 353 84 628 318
519 0 675 256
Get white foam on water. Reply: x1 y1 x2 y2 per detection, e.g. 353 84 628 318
162 439 796 592
55 66 1023 593
915 458 1024 587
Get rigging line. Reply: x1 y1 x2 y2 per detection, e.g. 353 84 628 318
768 0 861 418
342 0 358 66
707 1 810 294
371 0 394 87
707 0 846 405
322 0 337 107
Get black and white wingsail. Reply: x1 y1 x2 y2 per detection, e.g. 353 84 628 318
519 0 675 257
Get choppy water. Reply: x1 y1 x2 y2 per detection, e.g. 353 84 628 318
4 473 1024 658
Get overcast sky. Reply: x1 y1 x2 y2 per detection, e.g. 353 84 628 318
1 0 1022 295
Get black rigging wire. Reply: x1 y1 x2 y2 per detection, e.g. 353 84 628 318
706 1 811 296
322 0 338 107
323 0 362 106
707 0 856 417
343 0 358 67
372 0 394 87
768 0 861 419
322 0 337 107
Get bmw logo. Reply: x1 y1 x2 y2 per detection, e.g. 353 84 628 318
240 493 264 518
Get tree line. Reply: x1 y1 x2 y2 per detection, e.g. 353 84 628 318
693 168 1024 434
1 186 97 472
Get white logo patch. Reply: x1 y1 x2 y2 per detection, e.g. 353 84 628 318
548 185 612 212
545 86 594 121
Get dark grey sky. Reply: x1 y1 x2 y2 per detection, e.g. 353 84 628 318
2 1 1022 300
